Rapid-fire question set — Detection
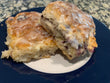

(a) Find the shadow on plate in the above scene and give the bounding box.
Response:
[55,49,91,64]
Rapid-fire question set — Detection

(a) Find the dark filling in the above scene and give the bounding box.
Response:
[64,46,68,49]
[62,40,67,43]
[69,55,72,57]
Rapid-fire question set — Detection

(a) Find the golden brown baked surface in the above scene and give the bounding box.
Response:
[1,12,57,62]
[41,1,98,60]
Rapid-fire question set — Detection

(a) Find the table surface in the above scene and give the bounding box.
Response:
[0,0,110,28]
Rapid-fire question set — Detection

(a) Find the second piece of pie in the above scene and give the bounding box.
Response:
[41,1,98,60]
[1,12,58,62]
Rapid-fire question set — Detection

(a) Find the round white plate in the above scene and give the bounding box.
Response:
[24,53,91,74]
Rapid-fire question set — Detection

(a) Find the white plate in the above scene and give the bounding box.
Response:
[24,53,91,74]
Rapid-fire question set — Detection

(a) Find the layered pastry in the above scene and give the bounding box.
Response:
[1,12,57,62]
[41,1,98,60]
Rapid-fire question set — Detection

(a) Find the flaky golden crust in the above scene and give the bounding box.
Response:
[1,12,57,62]
[41,1,98,60]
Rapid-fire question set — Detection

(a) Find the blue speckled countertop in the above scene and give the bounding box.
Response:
[0,0,110,28]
